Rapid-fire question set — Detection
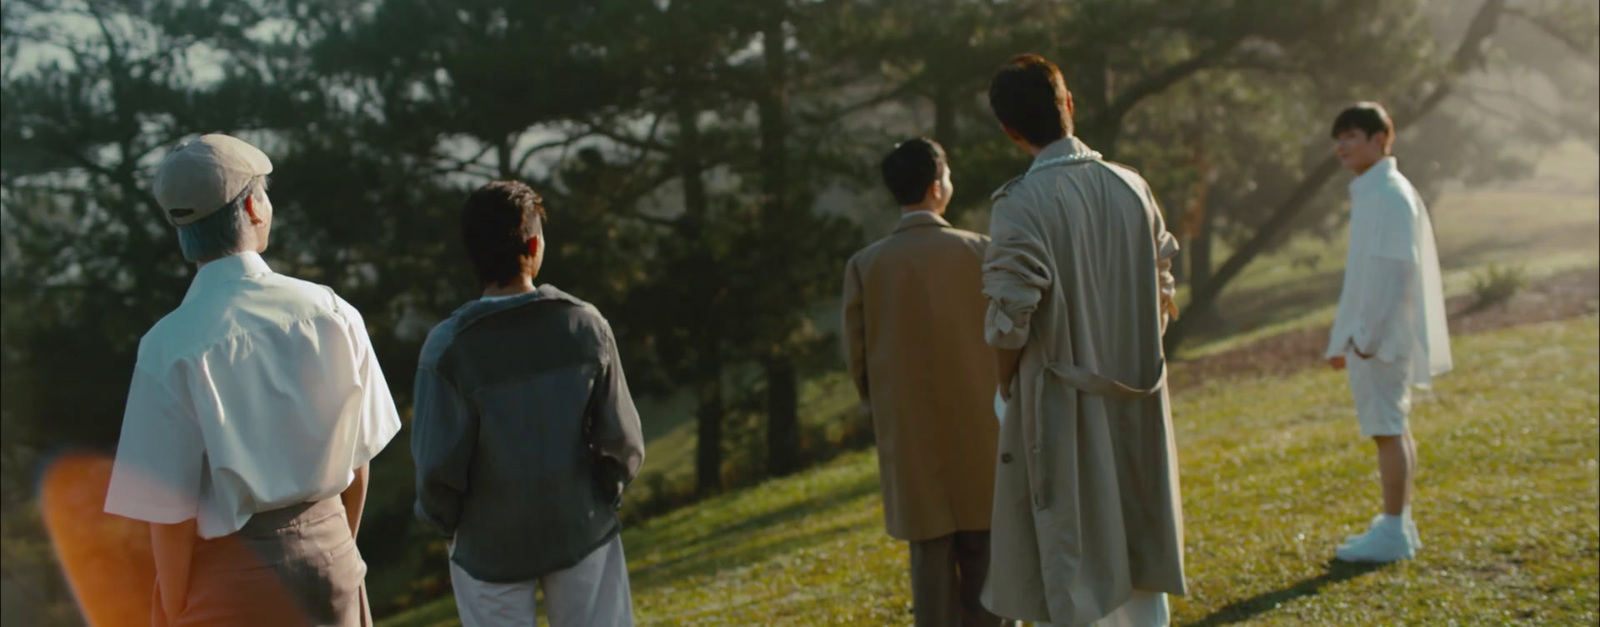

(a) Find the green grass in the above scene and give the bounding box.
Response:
[625,177,1600,504]
[384,317,1600,626]
[383,151,1599,624]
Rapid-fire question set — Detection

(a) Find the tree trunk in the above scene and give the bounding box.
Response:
[764,356,800,476]
[496,134,514,179]
[694,349,724,495]
[1164,0,1507,355]
[758,3,803,477]
[1187,196,1217,323]
[1075,50,1116,156]
[675,96,725,495]
[932,79,957,154]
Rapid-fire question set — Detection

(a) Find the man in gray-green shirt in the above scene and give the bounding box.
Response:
[412,180,645,627]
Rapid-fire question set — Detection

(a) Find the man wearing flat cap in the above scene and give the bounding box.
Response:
[103,134,402,626]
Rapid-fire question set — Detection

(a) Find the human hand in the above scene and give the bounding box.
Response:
[1345,338,1372,360]
[1329,355,1346,370]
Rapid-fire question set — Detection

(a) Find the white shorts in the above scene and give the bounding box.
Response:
[1346,353,1413,437]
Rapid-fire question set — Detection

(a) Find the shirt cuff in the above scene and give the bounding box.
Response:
[357,411,403,469]
[104,497,196,526]
[414,499,457,537]
[1324,335,1351,359]
[985,305,1031,350]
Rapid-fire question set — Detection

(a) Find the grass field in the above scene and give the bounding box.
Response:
[384,316,1599,626]
[622,153,1600,508]
[383,146,1598,625]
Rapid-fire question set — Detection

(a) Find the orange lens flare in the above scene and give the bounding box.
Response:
[39,451,154,627]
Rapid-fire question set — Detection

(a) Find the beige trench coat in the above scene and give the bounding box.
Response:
[980,137,1186,626]
[843,212,1001,542]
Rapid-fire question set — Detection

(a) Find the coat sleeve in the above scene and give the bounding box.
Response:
[411,363,475,536]
[587,317,646,508]
[1150,201,1182,332]
[1352,194,1420,358]
[842,256,870,403]
[983,196,1054,350]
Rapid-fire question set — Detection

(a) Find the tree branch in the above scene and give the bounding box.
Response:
[1505,6,1598,66]
[514,132,595,177]
[584,122,674,154]
[1164,0,1509,353]
[428,143,497,178]
[1100,36,1246,125]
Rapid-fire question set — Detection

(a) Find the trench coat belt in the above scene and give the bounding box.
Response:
[1023,360,1168,511]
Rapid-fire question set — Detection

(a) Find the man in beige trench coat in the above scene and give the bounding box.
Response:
[844,138,1009,627]
[980,54,1186,627]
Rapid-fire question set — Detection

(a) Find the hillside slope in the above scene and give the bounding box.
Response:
[384,316,1600,626]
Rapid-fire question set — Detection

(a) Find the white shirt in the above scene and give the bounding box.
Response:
[104,252,402,538]
[1326,157,1452,384]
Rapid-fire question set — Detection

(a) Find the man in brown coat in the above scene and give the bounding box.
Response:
[843,138,1007,627]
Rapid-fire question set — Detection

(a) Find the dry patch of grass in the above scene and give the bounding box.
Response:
[1172,266,1598,389]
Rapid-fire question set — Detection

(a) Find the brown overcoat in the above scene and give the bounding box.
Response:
[979,137,1186,626]
[843,211,1001,542]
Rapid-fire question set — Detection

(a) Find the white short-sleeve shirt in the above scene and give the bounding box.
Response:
[104,252,402,539]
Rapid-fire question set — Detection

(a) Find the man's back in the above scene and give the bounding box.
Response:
[843,212,999,542]
[981,137,1185,624]
[108,252,399,539]
[413,286,644,584]
[984,156,1171,382]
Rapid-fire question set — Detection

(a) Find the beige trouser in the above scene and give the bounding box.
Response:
[155,498,370,627]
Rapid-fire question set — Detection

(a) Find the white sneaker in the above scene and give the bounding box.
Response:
[1343,512,1421,550]
[1335,517,1415,562]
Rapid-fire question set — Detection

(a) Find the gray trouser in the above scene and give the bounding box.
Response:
[449,534,634,627]
[157,498,370,627]
[910,531,1010,627]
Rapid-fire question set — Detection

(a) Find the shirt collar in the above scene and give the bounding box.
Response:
[451,284,578,331]
[1350,156,1397,194]
[1030,135,1099,170]
[893,210,951,233]
[183,251,273,304]
[480,289,536,302]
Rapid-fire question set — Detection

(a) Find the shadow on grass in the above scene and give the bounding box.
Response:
[1181,559,1393,627]
[629,472,881,585]
[1187,267,1345,344]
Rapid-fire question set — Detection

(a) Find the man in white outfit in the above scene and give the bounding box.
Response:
[1324,102,1453,563]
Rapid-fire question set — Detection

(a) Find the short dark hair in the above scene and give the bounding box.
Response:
[1331,102,1395,141]
[988,53,1074,147]
[880,138,948,206]
[460,180,547,287]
